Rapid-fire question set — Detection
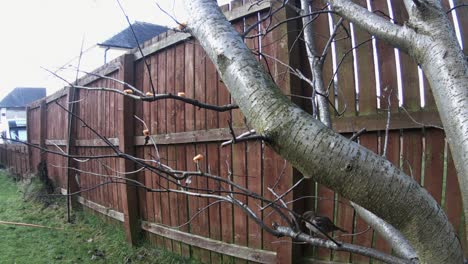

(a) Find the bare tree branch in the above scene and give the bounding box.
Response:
[327,0,416,54]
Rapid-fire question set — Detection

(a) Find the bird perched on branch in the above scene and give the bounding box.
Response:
[302,210,348,236]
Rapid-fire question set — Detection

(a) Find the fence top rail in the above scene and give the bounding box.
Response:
[132,0,272,61]
[45,87,68,104]
[27,58,122,109]
[75,59,121,86]
[26,1,272,110]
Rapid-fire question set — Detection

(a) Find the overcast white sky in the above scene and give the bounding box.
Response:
[0,0,230,100]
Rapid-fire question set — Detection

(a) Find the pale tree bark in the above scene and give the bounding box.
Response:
[328,0,468,237]
[183,0,464,263]
[300,0,331,127]
[350,201,418,260]
[299,2,416,256]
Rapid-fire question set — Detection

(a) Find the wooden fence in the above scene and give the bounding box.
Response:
[0,144,29,179]
[1,0,466,263]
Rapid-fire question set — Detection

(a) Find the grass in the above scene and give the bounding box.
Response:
[0,170,197,264]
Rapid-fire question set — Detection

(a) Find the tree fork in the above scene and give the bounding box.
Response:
[183,0,464,263]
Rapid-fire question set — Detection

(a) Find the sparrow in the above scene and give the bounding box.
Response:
[302,210,348,236]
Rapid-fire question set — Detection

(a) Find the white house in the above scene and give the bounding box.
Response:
[0,87,46,142]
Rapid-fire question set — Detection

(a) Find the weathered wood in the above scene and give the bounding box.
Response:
[134,33,191,61]
[423,129,445,203]
[335,19,357,119]
[247,141,263,251]
[132,1,271,61]
[402,130,423,184]
[353,0,377,116]
[75,60,120,87]
[141,221,277,264]
[66,85,81,213]
[45,88,68,104]
[76,138,119,147]
[225,0,270,22]
[45,140,67,146]
[332,111,441,133]
[26,106,33,172]
[39,100,47,162]
[134,127,248,146]
[45,138,120,147]
[445,147,464,251]
[77,196,124,222]
[174,42,191,257]
[206,143,222,263]
[117,54,140,245]
[373,0,399,113]
[194,45,212,264]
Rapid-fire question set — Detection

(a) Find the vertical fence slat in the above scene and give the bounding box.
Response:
[26,106,33,173]
[207,143,222,263]
[194,38,212,263]
[167,43,181,255]
[174,42,191,258]
[336,19,357,118]
[423,129,445,204]
[66,86,80,210]
[402,130,423,184]
[206,57,222,263]
[220,143,234,263]
[373,1,399,112]
[230,12,248,263]
[247,141,262,252]
[445,148,464,241]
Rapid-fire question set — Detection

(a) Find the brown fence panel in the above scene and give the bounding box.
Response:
[45,94,68,188]
[73,67,122,212]
[0,145,29,178]
[28,104,42,173]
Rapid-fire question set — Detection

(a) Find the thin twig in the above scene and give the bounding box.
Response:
[382,87,392,158]
[445,4,467,13]
[0,221,63,230]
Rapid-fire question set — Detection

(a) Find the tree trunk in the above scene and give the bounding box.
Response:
[183,0,464,263]
[328,0,468,239]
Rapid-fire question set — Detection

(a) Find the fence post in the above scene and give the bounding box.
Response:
[26,106,33,173]
[66,86,81,213]
[118,53,140,245]
[39,100,47,163]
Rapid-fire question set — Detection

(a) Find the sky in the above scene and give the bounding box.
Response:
[0,0,230,100]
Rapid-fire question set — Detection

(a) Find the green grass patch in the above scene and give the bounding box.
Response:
[0,171,197,264]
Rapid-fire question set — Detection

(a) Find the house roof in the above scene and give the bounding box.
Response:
[0,87,46,108]
[98,21,169,49]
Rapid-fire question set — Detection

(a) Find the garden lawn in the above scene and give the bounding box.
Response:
[0,171,197,264]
